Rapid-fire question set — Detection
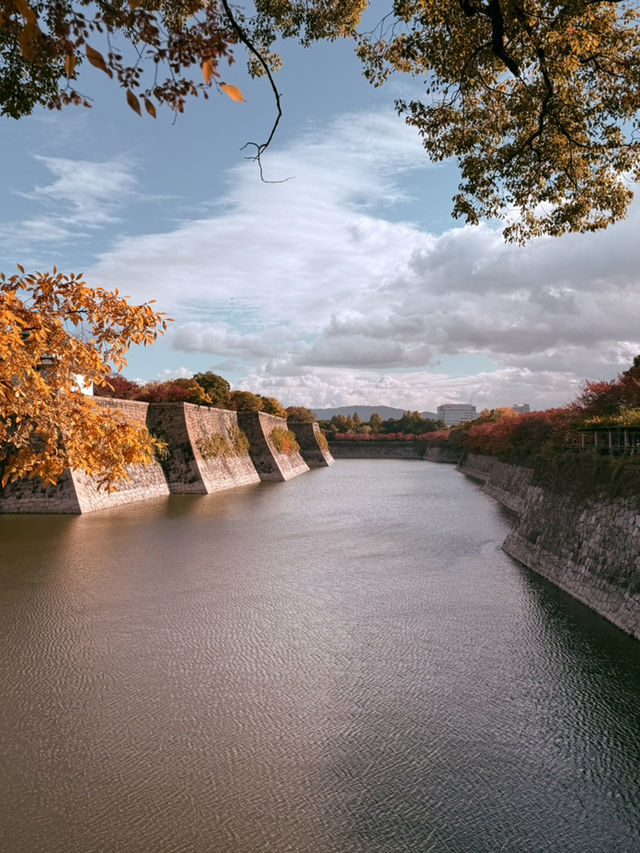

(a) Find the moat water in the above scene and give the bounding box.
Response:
[0,460,639,852]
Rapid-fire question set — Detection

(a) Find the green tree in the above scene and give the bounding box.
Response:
[260,395,287,417]
[229,390,263,411]
[193,371,231,408]
[286,405,317,423]
[368,412,383,433]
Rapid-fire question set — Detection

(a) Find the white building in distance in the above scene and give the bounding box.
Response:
[437,403,477,426]
[512,403,530,414]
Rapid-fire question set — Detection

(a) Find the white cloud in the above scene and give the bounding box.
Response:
[155,366,195,380]
[0,156,138,254]
[75,109,640,410]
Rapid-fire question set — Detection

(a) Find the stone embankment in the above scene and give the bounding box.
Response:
[238,412,309,481]
[288,422,334,468]
[0,399,170,514]
[330,440,458,462]
[147,403,261,494]
[458,452,640,641]
[0,401,332,514]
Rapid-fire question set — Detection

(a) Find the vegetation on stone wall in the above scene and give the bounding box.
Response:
[229,426,250,456]
[316,430,329,451]
[196,433,232,460]
[269,428,300,455]
[149,429,171,462]
[196,427,251,459]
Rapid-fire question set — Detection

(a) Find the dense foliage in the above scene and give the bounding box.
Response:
[323,359,640,461]
[99,371,291,417]
[420,358,640,459]
[0,268,167,487]
[320,410,444,439]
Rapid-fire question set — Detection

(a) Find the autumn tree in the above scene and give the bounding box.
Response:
[260,395,287,417]
[368,412,383,433]
[573,359,640,418]
[0,268,167,487]
[358,0,640,240]
[2,0,640,238]
[229,389,263,411]
[286,405,317,423]
[99,373,141,399]
[193,371,231,408]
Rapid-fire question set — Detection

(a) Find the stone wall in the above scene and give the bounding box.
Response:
[458,453,640,641]
[0,398,170,514]
[330,440,458,463]
[0,401,310,513]
[146,403,260,494]
[0,469,81,514]
[288,422,334,468]
[423,446,460,464]
[238,411,309,481]
[330,440,425,459]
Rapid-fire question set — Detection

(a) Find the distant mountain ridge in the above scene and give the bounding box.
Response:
[311,405,440,421]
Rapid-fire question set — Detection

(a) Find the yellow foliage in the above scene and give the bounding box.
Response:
[0,268,168,488]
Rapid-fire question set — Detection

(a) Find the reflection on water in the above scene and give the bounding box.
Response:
[0,460,639,853]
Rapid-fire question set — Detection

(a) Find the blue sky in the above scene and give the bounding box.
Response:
[1,22,639,412]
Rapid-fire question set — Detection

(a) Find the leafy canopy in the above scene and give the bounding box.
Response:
[357,0,640,240]
[0,268,168,487]
[2,0,640,238]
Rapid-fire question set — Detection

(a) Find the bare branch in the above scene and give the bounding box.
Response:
[220,0,293,183]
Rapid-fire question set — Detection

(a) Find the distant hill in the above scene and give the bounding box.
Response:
[311,405,440,421]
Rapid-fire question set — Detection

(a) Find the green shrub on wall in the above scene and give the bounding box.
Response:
[196,434,232,459]
[316,430,329,451]
[229,426,250,456]
[270,428,300,455]
[149,429,171,462]
[197,428,251,459]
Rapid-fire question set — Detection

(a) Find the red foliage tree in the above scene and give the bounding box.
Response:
[96,374,141,399]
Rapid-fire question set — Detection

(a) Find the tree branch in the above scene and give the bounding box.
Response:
[219,0,292,183]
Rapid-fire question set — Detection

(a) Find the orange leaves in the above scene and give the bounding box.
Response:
[64,53,76,77]
[0,267,169,487]
[126,89,141,115]
[202,58,215,85]
[11,0,40,63]
[144,98,156,118]
[86,44,112,77]
[203,64,246,105]
[18,23,37,60]
[220,83,246,102]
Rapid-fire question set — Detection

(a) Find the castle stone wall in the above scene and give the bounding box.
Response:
[457,453,640,641]
[288,422,334,467]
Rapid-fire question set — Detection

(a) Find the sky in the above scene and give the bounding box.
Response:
[1,17,639,413]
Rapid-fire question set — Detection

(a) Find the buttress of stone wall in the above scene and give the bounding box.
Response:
[0,397,169,514]
[0,468,81,514]
[83,398,170,511]
[183,405,261,492]
[288,422,334,467]
[237,412,309,481]
[146,402,207,493]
